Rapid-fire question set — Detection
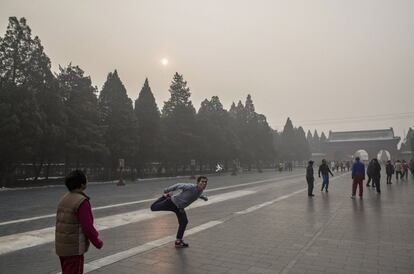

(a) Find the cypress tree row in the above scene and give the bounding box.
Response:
[0,17,316,185]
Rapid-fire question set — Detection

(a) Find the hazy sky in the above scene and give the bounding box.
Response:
[1,0,413,141]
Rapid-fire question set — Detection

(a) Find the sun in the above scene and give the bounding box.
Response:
[161,58,169,66]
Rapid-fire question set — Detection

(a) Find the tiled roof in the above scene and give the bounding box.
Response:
[327,128,400,142]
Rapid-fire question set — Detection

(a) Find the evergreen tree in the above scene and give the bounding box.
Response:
[57,64,106,166]
[0,84,42,186]
[0,17,65,184]
[134,78,160,174]
[99,70,138,173]
[272,130,281,161]
[307,130,313,146]
[228,95,275,170]
[401,127,414,152]
[196,96,236,170]
[320,132,327,148]
[255,113,275,166]
[161,73,197,170]
[244,94,256,122]
[230,100,249,167]
[280,117,295,161]
[410,128,414,153]
[296,126,311,161]
[229,102,237,117]
[313,129,320,152]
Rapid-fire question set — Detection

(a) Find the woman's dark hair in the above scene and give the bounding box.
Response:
[64,170,87,191]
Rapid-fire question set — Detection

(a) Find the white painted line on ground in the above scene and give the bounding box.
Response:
[0,198,155,226]
[0,189,256,256]
[79,190,309,272]
[82,221,223,274]
[204,173,302,192]
[0,173,303,227]
[74,173,350,274]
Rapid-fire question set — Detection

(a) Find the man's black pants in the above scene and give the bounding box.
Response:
[150,196,188,240]
[372,177,381,193]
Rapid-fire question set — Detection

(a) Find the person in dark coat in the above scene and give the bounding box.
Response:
[318,159,334,192]
[371,158,382,193]
[385,160,394,184]
[306,160,315,197]
[366,159,374,187]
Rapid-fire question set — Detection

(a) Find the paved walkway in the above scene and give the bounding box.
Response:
[90,174,414,274]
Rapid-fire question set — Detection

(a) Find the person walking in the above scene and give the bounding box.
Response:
[410,158,414,177]
[150,176,208,248]
[366,159,374,187]
[288,161,293,172]
[319,159,334,192]
[351,156,365,199]
[371,159,382,193]
[385,160,394,184]
[402,160,409,180]
[55,170,104,274]
[306,160,315,197]
[395,160,402,181]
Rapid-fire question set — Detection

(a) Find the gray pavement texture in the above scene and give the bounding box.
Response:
[1,170,414,274]
[91,175,414,274]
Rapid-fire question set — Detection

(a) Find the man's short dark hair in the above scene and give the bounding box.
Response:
[355,157,360,161]
[65,170,87,191]
[197,176,208,183]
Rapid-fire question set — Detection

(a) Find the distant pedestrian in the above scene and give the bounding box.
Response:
[410,158,414,177]
[340,161,345,172]
[385,160,394,184]
[306,160,315,197]
[319,159,334,192]
[402,160,409,180]
[395,160,402,181]
[151,176,208,248]
[351,157,365,199]
[330,161,335,172]
[55,170,103,274]
[288,161,293,172]
[371,159,382,193]
[346,161,351,171]
[366,159,374,187]
[278,162,283,172]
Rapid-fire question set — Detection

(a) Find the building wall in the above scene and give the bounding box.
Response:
[322,139,400,161]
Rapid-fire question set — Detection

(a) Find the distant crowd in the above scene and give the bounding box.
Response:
[305,157,414,198]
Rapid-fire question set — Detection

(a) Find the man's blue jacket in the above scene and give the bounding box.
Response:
[352,160,365,179]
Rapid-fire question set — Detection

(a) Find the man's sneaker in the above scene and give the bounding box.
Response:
[175,240,189,248]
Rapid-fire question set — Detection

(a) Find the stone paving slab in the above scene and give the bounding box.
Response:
[90,174,414,274]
